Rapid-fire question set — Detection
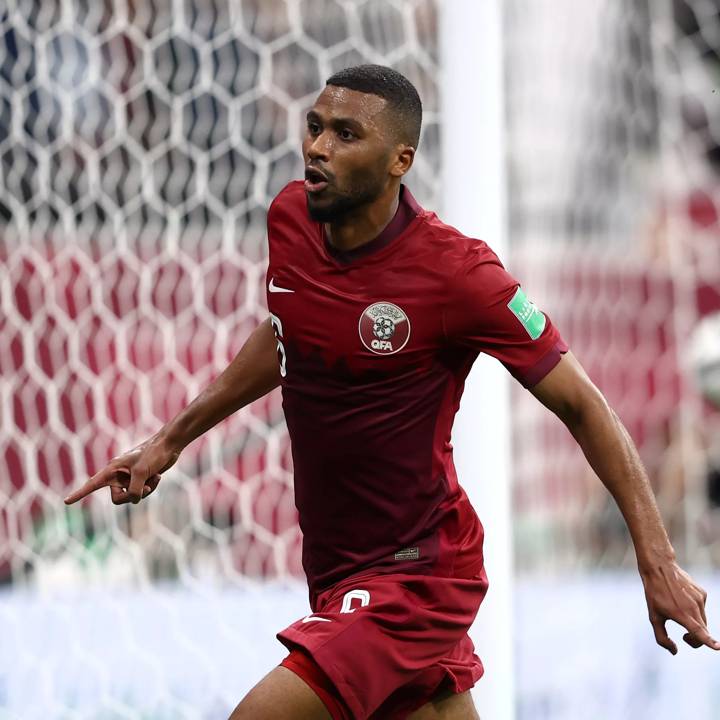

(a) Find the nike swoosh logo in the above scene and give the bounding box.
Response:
[302,615,332,624]
[269,278,295,293]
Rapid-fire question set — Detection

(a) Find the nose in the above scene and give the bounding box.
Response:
[306,130,331,162]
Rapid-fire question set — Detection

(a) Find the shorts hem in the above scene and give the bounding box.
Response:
[280,648,353,720]
[278,631,366,719]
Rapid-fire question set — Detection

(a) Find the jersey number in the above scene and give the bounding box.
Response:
[340,589,371,614]
[269,312,287,377]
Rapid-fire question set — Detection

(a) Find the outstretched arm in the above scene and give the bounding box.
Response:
[159,317,281,450]
[65,318,281,506]
[531,351,718,654]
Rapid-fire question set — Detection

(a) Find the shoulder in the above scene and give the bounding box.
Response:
[408,213,520,319]
[268,180,307,226]
[413,211,507,284]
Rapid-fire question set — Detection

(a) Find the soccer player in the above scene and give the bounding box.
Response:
[65,65,718,719]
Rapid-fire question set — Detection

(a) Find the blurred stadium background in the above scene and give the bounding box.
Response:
[1,0,719,718]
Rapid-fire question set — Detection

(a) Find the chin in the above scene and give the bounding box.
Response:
[306,195,340,222]
[305,187,374,223]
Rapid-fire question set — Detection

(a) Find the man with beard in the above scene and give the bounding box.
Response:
[66,65,718,719]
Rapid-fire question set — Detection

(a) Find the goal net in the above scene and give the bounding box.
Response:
[3,0,719,716]
[505,0,720,573]
[0,1,440,716]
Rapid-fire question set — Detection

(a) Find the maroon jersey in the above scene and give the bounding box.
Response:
[266,181,567,597]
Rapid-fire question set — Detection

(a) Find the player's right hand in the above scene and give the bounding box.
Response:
[64,435,182,506]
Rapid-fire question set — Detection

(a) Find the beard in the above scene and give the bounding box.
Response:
[306,173,386,222]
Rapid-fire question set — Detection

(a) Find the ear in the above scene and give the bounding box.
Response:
[389,145,415,178]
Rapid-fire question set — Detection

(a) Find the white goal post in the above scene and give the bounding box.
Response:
[441,2,513,719]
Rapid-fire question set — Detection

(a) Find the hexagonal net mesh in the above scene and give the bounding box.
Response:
[0,0,441,591]
[506,0,720,572]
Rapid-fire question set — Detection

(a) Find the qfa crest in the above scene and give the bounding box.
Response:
[358,302,411,355]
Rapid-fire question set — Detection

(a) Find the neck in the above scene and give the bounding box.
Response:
[325,185,401,252]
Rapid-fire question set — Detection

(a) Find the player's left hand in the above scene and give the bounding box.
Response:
[640,559,720,654]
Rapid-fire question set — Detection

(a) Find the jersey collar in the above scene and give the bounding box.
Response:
[322,185,421,265]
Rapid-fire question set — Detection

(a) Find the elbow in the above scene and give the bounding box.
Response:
[556,401,584,430]
[559,383,611,431]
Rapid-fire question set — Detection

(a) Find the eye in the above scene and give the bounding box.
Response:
[339,128,356,141]
[307,121,321,135]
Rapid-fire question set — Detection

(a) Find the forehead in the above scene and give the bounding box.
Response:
[310,85,388,126]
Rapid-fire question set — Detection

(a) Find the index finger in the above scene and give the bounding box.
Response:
[64,467,117,505]
[676,606,720,650]
[684,624,720,651]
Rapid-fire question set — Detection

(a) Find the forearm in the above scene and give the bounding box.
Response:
[564,391,674,569]
[159,318,281,450]
[532,353,715,653]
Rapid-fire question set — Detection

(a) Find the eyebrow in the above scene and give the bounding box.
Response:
[306,110,364,133]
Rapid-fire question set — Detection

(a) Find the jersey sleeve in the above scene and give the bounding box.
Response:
[443,245,568,387]
[265,180,304,280]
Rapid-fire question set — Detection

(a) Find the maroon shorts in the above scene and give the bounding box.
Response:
[277,570,488,719]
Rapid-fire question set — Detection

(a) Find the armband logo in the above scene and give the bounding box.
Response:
[507,287,546,340]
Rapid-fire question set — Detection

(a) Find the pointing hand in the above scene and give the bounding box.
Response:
[64,435,181,505]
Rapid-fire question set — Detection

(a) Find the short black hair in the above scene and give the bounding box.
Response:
[325,64,422,148]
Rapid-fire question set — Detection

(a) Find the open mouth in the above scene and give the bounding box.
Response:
[304,167,329,194]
